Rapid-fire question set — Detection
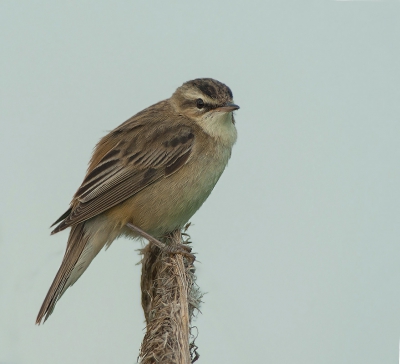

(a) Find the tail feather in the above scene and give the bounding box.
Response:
[36,223,91,324]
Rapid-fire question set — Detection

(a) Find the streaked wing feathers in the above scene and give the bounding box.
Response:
[51,121,194,233]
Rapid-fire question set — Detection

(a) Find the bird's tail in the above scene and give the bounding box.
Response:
[36,221,107,324]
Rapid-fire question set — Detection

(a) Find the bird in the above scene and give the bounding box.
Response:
[36,78,239,324]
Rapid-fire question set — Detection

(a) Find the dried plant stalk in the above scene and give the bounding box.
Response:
[139,228,201,364]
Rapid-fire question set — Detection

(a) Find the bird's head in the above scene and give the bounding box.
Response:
[171,78,239,122]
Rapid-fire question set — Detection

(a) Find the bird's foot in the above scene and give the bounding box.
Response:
[126,223,195,262]
[162,243,195,262]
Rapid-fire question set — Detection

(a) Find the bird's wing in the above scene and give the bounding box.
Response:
[51,120,195,233]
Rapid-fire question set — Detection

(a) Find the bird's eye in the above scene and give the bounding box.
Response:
[196,99,205,109]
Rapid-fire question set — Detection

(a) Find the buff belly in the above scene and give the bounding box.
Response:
[102,144,231,239]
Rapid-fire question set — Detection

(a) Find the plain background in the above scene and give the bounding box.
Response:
[1,1,400,363]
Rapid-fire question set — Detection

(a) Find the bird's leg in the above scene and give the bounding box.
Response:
[126,223,195,262]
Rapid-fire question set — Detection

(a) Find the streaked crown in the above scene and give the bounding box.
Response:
[179,78,233,102]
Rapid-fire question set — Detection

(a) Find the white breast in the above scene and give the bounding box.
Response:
[196,111,237,148]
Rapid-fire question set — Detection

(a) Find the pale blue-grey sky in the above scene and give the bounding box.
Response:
[1,1,400,363]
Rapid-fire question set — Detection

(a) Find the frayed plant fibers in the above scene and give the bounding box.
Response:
[138,228,202,364]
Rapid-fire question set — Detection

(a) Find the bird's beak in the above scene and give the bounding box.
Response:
[214,102,240,112]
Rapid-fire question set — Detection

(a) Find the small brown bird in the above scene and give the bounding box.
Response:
[36,78,239,324]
